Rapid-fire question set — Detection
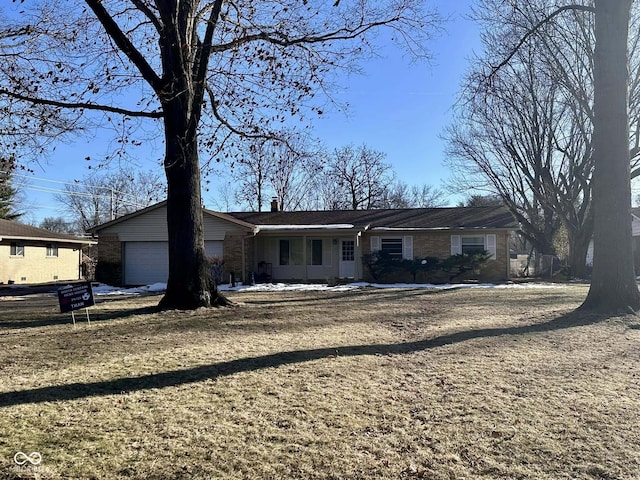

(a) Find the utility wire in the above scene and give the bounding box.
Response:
[1,170,156,203]
[21,184,148,208]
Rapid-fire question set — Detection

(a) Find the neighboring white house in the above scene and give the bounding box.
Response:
[0,219,95,285]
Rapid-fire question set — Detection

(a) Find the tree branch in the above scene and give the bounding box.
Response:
[0,87,163,118]
[84,0,162,92]
[130,0,163,34]
[210,16,403,53]
[489,5,595,79]
[190,0,224,135]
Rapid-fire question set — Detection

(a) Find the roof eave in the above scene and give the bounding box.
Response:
[0,235,96,245]
[256,224,359,233]
[369,226,518,231]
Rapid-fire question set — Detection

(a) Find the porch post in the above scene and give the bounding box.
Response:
[302,235,308,282]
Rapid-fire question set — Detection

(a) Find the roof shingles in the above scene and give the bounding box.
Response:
[0,219,92,244]
[227,206,517,231]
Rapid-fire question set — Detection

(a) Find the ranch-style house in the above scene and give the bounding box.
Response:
[90,201,518,286]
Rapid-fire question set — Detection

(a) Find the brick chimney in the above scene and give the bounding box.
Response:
[270,197,280,212]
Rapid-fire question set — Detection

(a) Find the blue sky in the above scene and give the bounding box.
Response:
[18,0,480,225]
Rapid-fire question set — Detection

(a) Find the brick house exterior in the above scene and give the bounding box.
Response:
[0,219,95,285]
[91,203,517,286]
[228,207,516,284]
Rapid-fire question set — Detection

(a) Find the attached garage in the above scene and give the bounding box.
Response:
[91,202,254,286]
[123,240,224,285]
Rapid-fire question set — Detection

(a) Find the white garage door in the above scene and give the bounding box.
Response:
[124,242,169,285]
[124,241,224,285]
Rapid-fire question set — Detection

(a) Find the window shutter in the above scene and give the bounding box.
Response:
[451,235,462,255]
[403,236,413,260]
[371,236,381,252]
[486,234,497,259]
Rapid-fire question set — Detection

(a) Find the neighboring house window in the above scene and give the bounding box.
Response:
[307,239,323,266]
[371,236,413,260]
[279,239,303,265]
[10,242,24,257]
[46,243,59,257]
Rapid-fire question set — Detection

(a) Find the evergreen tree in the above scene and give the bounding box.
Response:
[0,171,20,220]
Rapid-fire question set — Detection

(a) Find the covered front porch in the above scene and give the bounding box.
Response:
[246,230,363,283]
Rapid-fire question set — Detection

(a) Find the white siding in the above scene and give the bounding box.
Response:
[100,207,168,240]
[205,241,224,258]
[99,205,248,241]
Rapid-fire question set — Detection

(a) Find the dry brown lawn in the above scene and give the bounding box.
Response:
[1,284,640,479]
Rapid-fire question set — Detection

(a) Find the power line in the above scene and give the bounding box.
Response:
[21,184,148,208]
[2,170,157,203]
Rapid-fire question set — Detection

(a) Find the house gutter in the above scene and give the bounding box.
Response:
[368,227,517,231]
[0,235,96,245]
[254,224,356,232]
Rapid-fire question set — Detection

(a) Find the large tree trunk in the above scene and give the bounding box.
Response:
[581,0,640,312]
[154,1,231,311]
[157,128,231,310]
[158,130,207,309]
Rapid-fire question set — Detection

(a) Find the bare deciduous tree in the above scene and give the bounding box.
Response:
[582,0,640,311]
[39,216,74,233]
[231,132,322,212]
[0,0,440,309]
[382,181,447,208]
[324,144,395,210]
[447,0,596,278]
[55,169,165,232]
[464,0,639,311]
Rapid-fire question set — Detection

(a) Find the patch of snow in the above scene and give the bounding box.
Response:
[0,296,27,301]
[222,282,361,292]
[92,281,565,296]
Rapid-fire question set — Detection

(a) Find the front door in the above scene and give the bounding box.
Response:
[339,239,355,278]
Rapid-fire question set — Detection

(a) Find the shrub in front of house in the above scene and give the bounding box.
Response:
[206,256,225,286]
[95,260,122,286]
[362,251,492,284]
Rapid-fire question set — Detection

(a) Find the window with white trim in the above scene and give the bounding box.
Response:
[451,234,497,259]
[461,236,486,255]
[10,242,24,257]
[306,239,323,265]
[371,235,413,260]
[279,239,303,265]
[46,243,58,257]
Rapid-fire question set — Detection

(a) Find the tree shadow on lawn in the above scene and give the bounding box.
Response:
[240,287,437,306]
[0,306,160,329]
[0,309,617,407]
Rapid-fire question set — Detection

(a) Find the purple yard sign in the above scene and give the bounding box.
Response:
[57,282,95,314]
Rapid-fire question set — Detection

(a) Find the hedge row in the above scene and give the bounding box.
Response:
[362,251,492,283]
